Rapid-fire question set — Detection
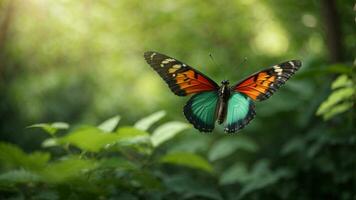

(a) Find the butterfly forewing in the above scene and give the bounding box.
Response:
[144,51,219,96]
[233,60,302,101]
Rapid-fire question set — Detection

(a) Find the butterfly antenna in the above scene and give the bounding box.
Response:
[209,53,226,81]
[238,57,248,70]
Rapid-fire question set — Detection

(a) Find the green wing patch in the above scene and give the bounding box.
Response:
[184,91,218,132]
[224,92,256,133]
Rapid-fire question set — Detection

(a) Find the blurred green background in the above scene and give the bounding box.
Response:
[0,0,355,199]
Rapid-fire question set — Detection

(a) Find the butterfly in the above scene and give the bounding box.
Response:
[144,51,302,133]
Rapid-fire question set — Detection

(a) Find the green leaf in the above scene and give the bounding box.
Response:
[168,133,211,153]
[322,102,353,120]
[113,127,152,155]
[40,157,96,183]
[164,174,223,200]
[98,115,121,132]
[134,110,166,131]
[208,136,258,161]
[31,190,59,200]
[239,168,292,198]
[42,138,59,148]
[61,126,151,153]
[27,122,69,136]
[115,126,150,142]
[219,163,250,185]
[0,142,50,171]
[160,152,213,173]
[316,87,354,118]
[98,158,138,170]
[151,121,189,147]
[236,160,292,198]
[60,127,122,152]
[0,169,41,184]
[281,137,305,155]
[331,75,353,89]
[130,171,162,190]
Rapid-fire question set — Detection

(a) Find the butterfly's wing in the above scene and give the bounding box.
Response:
[233,60,302,101]
[224,92,256,133]
[144,51,219,96]
[184,91,219,132]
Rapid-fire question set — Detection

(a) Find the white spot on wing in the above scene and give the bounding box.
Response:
[273,65,283,75]
[172,64,181,69]
[150,53,156,60]
[288,61,294,67]
[162,58,176,64]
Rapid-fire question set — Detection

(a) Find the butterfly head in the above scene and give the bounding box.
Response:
[221,80,230,85]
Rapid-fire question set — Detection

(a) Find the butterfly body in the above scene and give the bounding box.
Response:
[216,80,231,124]
[144,51,301,133]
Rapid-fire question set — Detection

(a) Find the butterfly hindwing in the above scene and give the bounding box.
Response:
[233,60,302,101]
[224,92,256,133]
[144,51,219,96]
[184,91,219,132]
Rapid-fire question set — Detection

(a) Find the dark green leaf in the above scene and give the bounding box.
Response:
[40,157,96,183]
[0,142,50,171]
[164,174,223,200]
[219,163,250,185]
[208,136,258,161]
[0,169,41,184]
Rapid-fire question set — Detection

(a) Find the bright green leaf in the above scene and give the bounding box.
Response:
[160,152,213,173]
[322,102,353,120]
[316,87,354,118]
[151,121,189,147]
[134,110,166,131]
[112,127,152,154]
[114,126,151,145]
[60,127,122,152]
[208,136,258,161]
[27,122,69,136]
[98,115,121,132]
[42,138,59,148]
[331,75,353,89]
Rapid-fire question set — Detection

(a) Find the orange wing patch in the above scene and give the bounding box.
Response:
[174,70,217,95]
[144,51,219,96]
[234,60,301,101]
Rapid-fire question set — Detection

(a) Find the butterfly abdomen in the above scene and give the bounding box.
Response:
[216,82,231,124]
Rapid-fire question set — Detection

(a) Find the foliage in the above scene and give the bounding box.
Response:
[1,105,355,199]
[316,74,355,120]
